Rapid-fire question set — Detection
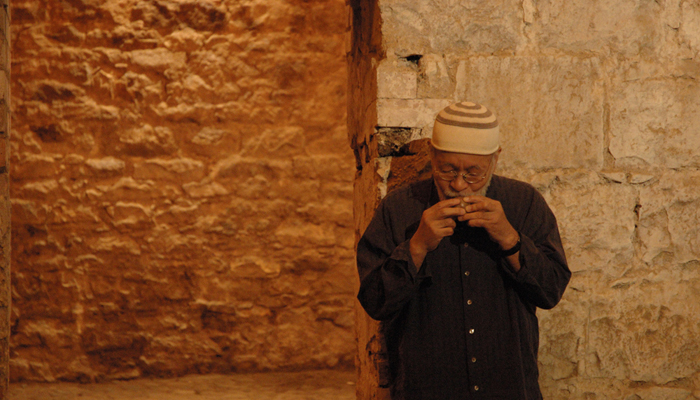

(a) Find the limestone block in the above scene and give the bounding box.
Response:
[191,127,227,146]
[212,155,288,181]
[538,289,587,381]
[376,57,417,99]
[130,49,187,72]
[540,170,636,274]
[291,155,352,182]
[234,175,272,199]
[638,170,700,264]
[88,237,141,255]
[94,178,157,201]
[274,221,337,248]
[585,288,700,384]
[416,54,452,98]
[680,2,700,54]
[600,171,626,184]
[134,158,206,182]
[576,264,700,386]
[609,78,700,169]
[11,200,48,225]
[116,124,177,157]
[533,0,664,56]
[117,72,164,104]
[230,256,281,279]
[242,126,307,157]
[85,157,126,175]
[522,0,536,24]
[164,28,207,52]
[270,276,312,297]
[136,0,227,31]
[8,358,55,382]
[314,263,358,295]
[17,180,59,198]
[12,153,60,180]
[454,56,604,170]
[72,101,121,121]
[377,98,452,130]
[181,74,216,97]
[139,331,224,379]
[295,198,353,228]
[108,202,154,232]
[49,204,101,225]
[28,80,86,104]
[630,387,693,400]
[380,0,522,55]
[629,172,655,185]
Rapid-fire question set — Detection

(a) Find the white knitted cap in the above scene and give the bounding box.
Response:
[431,102,500,155]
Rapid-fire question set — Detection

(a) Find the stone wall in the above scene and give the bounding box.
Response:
[0,0,10,396]
[9,0,356,382]
[349,0,700,399]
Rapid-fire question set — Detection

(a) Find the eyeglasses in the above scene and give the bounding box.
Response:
[435,157,493,184]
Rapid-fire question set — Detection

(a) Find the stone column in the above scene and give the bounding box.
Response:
[0,0,9,396]
[347,0,386,398]
[348,0,433,397]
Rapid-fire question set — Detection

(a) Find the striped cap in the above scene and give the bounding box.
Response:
[431,102,500,155]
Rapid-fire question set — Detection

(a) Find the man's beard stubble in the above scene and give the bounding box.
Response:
[444,174,493,199]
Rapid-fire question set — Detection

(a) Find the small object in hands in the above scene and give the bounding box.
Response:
[459,197,475,209]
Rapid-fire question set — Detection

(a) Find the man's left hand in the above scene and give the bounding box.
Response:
[457,196,519,251]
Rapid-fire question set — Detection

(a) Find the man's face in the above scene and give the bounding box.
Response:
[431,148,499,200]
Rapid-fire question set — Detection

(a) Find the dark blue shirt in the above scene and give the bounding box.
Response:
[357,176,570,400]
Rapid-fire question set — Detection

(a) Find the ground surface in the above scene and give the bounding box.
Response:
[9,369,356,400]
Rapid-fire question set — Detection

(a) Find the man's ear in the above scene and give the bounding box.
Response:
[492,147,502,168]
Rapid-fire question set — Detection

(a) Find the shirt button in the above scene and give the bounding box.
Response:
[474,385,479,391]
[469,329,475,334]
[464,271,470,276]
[471,357,477,363]
[467,299,473,305]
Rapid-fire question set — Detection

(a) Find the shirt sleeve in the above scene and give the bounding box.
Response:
[356,199,430,321]
[499,187,571,310]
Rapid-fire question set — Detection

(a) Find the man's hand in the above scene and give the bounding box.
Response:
[458,196,522,271]
[457,196,518,248]
[409,198,465,269]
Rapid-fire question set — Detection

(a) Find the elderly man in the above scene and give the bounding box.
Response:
[356,102,571,399]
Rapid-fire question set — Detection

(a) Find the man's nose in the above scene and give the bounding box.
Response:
[450,175,469,192]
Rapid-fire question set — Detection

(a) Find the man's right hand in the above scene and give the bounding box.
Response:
[409,198,466,269]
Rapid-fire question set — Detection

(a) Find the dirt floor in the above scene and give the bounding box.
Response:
[9,369,356,400]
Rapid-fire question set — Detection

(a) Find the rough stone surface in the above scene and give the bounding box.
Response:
[609,77,700,169]
[10,0,355,383]
[379,0,523,55]
[0,0,11,396]
[454,56,605,170]
[9,369,356,400]
[350,0,700,399]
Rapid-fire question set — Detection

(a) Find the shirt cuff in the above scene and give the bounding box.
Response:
[390,239,432,282]
[500,234,531,279]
